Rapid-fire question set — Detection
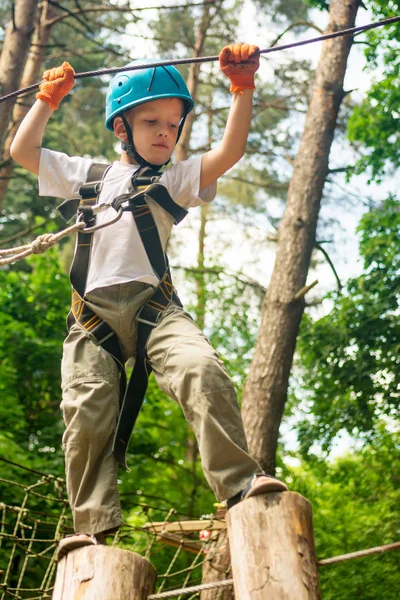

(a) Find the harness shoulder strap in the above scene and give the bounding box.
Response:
[130,167,188,225]
[79,162,112,199]
[57,162,111,222]
[69,163,111,297]
[145,183,188,225]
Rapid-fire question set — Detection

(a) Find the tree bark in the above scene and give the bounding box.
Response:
[52,546,156,600]
[241,0,360,474]
[0,0,39,151]
[0,0,55,211]
[201,528,232,600]
[227,492,320,599]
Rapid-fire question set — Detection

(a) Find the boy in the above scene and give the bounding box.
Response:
[10,44,287,559]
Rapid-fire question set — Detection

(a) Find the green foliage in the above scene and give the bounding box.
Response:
[150,5,197,55]
[347,67,400,181]
[0,250,70,472]
[192,269,260,392]
[304,0,329,11]
[346,1,400,180]
[287,425,400,599]
[294,197,400,454]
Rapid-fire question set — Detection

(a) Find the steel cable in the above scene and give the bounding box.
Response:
[0,15,399,105]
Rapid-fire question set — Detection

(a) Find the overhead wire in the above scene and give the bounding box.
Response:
[0,14,399,105]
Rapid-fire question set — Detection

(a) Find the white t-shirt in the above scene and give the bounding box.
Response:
[39,149,217,293]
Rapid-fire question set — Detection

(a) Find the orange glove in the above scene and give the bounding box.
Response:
[36,62,75,110]
[219,43,260,94]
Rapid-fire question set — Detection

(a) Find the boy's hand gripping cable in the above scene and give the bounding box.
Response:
[35,61,75,109]
[1,15,400,104]
[219,43,260,93]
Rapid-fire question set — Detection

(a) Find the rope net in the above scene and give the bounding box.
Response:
[2,458,399,598]
[0,459,231,600]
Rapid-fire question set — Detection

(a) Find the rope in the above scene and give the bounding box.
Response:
[318,541,400,566]
[0,221,85,266]
[0,15,399,104]
[148,578,234,599]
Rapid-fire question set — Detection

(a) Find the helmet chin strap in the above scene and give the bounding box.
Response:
[120,110,189,171]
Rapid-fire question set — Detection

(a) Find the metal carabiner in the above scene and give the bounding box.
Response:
[78,205,124,233]
[90,201,110,215]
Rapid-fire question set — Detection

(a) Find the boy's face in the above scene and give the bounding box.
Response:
[114,97,184,165]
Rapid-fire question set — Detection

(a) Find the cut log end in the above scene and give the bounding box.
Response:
[52,545,156,600]
[226,491,321,599]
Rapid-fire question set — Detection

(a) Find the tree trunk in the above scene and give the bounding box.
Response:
[241,0,360,474]
[0,0,55,211]
[52,546,156,600]
[0,0,39,151]
[201,528,232,600]
[227,492,320,599]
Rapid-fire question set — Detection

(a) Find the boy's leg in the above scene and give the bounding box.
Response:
[61,281,154,535]
[61,322,122,535]
[146,304,263,503]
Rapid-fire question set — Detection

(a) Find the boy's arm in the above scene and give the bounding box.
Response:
[10,62,75,175]
[11,101,54,175]
[200,43,259,190]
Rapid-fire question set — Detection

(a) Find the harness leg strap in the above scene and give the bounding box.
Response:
[112,323,153,470]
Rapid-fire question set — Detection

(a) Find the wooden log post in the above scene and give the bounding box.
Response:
[226,492,321,600]
[52,546,156,600]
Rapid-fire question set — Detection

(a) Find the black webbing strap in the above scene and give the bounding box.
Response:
[66,163,127,406]
[142,183,188,225]
[112,191,182,470]
[69,164,113,297]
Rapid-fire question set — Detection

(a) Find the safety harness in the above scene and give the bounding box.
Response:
[58,163,188,470]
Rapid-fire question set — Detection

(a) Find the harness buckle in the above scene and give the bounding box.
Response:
[136,316,159,327]
[136,302,164,328]
[79,180,103,199]
[78,205,95,226]
[85,329,116,346]
[94,181,102,195]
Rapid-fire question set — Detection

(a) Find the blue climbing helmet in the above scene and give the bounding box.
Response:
[105,59,194,131]
[105,60,194,169]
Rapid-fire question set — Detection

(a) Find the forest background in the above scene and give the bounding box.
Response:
[0,0,399,598]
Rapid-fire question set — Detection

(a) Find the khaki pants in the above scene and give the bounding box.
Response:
[61,281,262,534]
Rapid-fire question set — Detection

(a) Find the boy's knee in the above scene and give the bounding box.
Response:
[171,342,220,373]
[61,377,119,441]
[167,342,233,396]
